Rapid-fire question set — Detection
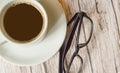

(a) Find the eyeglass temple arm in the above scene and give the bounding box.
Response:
[59,13,80,73]
[65,13,86,73]
[63,12,86,56]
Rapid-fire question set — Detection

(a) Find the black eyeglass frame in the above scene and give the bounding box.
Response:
[59,12,93,73]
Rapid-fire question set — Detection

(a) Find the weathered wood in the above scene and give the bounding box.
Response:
[59,0,120,73]
[0,59,31,73]
[43,53,59,73]
[79,0,120,73]
[0,0,120,73]
[108,0,120,73]
[30,64,46,73]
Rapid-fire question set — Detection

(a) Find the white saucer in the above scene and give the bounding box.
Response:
[0,0,67,66]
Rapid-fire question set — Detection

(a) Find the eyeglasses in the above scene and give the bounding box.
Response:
[59,12,93,73]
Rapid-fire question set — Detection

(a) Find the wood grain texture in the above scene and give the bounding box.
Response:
[0,0,120,73]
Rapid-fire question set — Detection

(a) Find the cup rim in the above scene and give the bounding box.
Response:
[0,0,48,45]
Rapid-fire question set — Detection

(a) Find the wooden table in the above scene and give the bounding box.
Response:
[0,0,120,73]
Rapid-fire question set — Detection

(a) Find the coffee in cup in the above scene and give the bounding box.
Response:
[0,0,48,45]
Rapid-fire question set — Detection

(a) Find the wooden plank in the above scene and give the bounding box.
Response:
[30,64,46,73]
[108,0,120,73]
[0,59,45,73]
[79,0,119,73]
[78,0,105,73]
[43,53,59,73]
[0,59,31,73]
[0,0,120,73]
[59,0,120,73]
[0,59,5,73]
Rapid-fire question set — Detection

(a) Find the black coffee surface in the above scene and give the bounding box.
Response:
[4,3,43,42]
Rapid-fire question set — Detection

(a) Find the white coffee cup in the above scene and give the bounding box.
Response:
[0,0,48,46]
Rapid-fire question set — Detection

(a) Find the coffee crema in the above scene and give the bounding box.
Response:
[3,3,43,42]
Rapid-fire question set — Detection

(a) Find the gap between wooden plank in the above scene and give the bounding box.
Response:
[110,1,119,73]
[93,0,118,73]
[30,66,33,73]
[109,0,120,73]
[78,0,94,73]
[30,64,46,73]
[111,0,120,42]
[43,63,48,73]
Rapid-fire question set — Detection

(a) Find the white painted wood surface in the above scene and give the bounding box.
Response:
[0,0,120,73]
